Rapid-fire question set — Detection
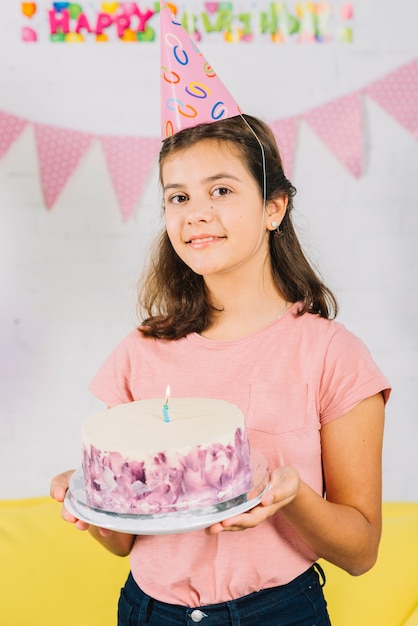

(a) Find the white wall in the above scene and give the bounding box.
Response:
[1,1,417,500]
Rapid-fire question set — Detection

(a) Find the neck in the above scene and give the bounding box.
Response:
[202,261,287,340]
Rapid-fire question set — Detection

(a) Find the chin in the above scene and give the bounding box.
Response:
[190,267,220,277]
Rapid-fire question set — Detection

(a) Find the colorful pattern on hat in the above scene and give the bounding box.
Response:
[160,3,241,139]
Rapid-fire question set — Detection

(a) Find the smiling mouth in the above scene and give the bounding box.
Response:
[186,236,225,244]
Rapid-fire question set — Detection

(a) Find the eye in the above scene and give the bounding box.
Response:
[212,186,231,197]
[168,193,188,205]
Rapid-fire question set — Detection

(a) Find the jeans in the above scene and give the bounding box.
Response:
[118,564,332,626]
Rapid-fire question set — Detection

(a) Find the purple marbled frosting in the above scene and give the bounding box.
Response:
[82,427,252,514]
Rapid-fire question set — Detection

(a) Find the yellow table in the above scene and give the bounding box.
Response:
[1,498,417,625]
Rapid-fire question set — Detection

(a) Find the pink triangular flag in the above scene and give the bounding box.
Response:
[0,111,28,158]
[269,117,299,179]
[100,136,161,220]
[303,92,363,177]
[34,124,94,208]
[364,59,418,140]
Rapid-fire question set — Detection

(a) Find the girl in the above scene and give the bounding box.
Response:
[51,114,390,626]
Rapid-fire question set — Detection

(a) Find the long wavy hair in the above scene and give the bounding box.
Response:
[138,114,337,339]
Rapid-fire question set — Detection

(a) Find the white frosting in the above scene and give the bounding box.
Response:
[82,398,244,456]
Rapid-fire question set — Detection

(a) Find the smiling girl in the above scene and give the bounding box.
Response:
[51,114,390,626]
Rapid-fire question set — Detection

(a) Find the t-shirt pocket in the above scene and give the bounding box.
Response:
[246,381,322,490]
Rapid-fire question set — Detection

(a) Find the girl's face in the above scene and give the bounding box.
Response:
[162,139,275,279]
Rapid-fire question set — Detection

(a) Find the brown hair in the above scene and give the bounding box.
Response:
[138,114,337,339]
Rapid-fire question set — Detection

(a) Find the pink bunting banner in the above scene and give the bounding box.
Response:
[0,59,416,217]
[34,123,94,208]
[0,111,27,159]
[364,59,418,141]
[303,92,364,178]
[269,116,299,179]
[100,136,161,221]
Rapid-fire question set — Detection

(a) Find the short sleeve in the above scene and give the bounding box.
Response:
[88,330,139,407]
[319,326,391,425]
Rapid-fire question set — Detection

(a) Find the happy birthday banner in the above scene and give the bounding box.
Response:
[1,59,417,219]
[21,2,354,44]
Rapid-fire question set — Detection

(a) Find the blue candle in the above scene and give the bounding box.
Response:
[163,385,170,422]
[163,404,170,422]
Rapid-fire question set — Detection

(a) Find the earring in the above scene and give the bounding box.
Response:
[271,221,283,237]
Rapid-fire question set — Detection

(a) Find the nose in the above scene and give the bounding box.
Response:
[185,199,213,224]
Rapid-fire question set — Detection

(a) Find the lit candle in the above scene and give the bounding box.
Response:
[163,385,170,422]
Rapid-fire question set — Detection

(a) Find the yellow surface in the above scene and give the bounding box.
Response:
[1,498,417,625]
[320,502,418,626]
[403,607,418,626]
[0,497,129,626]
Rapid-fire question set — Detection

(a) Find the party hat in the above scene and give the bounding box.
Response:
[160,3,241,138]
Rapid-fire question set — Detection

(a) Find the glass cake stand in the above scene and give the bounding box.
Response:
[64,450,270,535]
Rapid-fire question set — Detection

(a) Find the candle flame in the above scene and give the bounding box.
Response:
[165,385,170,405]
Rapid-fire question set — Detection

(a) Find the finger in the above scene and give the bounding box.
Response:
[74,519,90,531]
[221,508,267,531]
[61,504,90,531]
[260,466,299,508]
[61,504,79,524]
[205,522,225,535]
[261,490,295,509]
[207,506,270,534]
[50,470,74,501]
[52,484,67,503]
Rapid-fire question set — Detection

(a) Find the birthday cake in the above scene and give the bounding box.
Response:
[81,398,253,515]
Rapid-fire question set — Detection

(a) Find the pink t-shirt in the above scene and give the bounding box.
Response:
[89,303,390,606]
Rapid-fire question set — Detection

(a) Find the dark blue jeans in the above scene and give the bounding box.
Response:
[118,564,332,625]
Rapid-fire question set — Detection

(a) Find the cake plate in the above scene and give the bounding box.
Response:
[64,450,270,535]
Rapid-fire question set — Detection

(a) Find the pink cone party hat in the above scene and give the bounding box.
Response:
[160,3,241,138]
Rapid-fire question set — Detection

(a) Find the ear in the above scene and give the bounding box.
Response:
[266,196,288,229]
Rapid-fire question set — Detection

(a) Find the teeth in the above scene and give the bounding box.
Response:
[190,237,215,243]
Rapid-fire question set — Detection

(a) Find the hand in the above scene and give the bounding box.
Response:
[50,469,113,537]
[206,465,300,534]
[50,469,74,503]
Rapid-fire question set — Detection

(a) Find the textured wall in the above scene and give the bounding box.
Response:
[1,2,417,499]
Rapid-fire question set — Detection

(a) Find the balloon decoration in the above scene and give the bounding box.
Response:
[20,2,355,44]
[21,3,37,18]
[21,26,38,41]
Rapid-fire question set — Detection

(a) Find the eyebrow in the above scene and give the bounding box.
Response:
[163,173,241,193]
